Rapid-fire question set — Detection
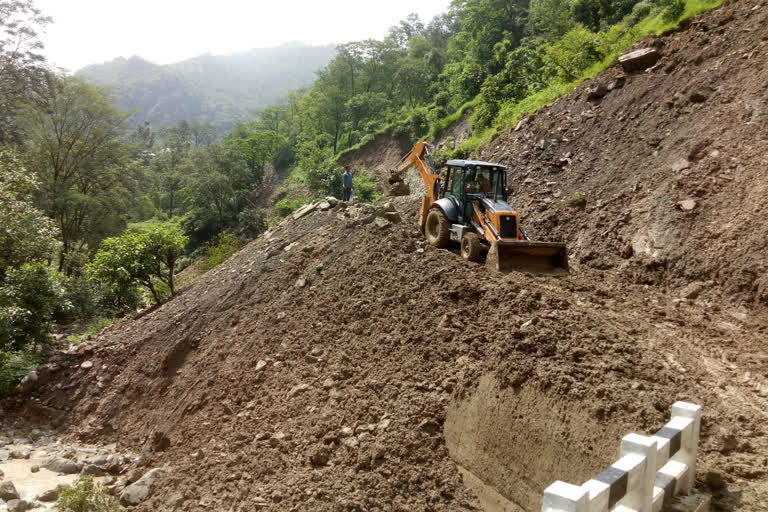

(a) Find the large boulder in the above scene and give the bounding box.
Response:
[119,468,167,506]
[619,48,662,72]
[0,480,20,501]
[7,499,35,512]
[43,457,83,475]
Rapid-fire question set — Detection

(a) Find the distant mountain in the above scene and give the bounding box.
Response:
[77,43,336,132]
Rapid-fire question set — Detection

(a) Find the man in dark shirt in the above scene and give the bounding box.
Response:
[342,166,354,201]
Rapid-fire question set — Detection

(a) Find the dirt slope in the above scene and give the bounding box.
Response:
[476,0,768,307]
[4,2,768,511]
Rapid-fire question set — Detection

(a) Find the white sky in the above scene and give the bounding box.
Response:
[36,0,453,72]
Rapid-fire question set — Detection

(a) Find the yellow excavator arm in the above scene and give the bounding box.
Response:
[393,141,441,231]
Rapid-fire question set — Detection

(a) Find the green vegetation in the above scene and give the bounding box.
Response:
[65,318,117,345]
[57,476,122,512]
[200,232,240,272]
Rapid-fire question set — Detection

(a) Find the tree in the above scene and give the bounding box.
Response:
[88,223,187,305]
[0,149,57,274]
[541,26,603,81]
[22,76,134,270]
[227,129,287,184]
[0,0,51,146]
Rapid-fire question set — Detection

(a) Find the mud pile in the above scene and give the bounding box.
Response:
[3,2,768,511]
[475,0,768,307]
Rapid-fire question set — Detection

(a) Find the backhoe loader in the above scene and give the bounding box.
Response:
[390,141,568,274]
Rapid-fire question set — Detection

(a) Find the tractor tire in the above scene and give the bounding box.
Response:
[461,233,482,262]
[424,209,451,248]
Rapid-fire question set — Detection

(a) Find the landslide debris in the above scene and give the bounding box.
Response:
[3,2,768,511]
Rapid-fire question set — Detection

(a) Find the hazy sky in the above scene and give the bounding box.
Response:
[35,0,453,72]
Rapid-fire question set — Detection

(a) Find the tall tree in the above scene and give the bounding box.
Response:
[22,76,134,271]
[0,0,51,146]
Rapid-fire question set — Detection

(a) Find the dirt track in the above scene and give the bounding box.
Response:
[3,1,768,511]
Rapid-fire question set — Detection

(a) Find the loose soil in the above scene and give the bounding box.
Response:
[3,1,768,511]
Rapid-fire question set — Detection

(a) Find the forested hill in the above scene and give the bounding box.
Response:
[77,43,336,132]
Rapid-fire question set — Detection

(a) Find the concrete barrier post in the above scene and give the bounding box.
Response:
[671,401,702,492]
[542,481,589,512]
[619,433,658,512]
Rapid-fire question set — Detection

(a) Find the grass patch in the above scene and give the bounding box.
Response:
[58,475,121,512]
[429,98,478,140]
[65,318,117,344]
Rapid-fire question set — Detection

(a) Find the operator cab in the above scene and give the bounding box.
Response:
[443,159,510,222]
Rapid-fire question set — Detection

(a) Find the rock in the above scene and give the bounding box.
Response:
[342,437,359,448]
[292,202,317,220]
[269,432,287,447]
[295,278,307,289]
[0,448,11,461]
[38,486,64,502]
[690,87,713,103]
[672,158,690,172]
[340,427,354,437]
[17,371,38,393]
[703,470,726,490]
[680,281,706,300]
[80,360,93,370]
[419,419,440,435]
[82,464,106,476]
[318,201,331,211]
[9,449,30,459]
[43,457,83,475]
[255,360,268,371]
[325,196,338,207]
[608,76,626,91]
[382,211,401,224]
[288,383,310,397]
[587,84,608,100]
[309,445,331,467]
[30,465,39,473]
[374,217,391,229]
[119,468,167,507]
[0,480,20,501]
[6,499,34,512]
[678,199,697,211]
[619,48,662,72]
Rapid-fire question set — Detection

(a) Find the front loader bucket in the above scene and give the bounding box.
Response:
[486,240,569,275]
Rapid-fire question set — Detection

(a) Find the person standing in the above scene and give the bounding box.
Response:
[342,166,354,201]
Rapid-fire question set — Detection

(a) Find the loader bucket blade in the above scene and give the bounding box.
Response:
[486,240,569,275]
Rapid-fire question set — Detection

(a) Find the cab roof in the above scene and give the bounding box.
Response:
[446,159,506,171]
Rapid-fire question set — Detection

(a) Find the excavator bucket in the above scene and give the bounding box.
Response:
[486,240,569,275]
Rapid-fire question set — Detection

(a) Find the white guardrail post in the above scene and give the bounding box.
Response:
[541,402,702,512]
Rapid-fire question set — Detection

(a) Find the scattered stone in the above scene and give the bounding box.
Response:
[340,427,354,437]
[255,360,268,371]
[28,429,42,441]
[374,217,391,229]
[80,361,93,370]
[325,196,338,207]
[38,486,64,502]
[119,468,167,507]
[7,499,34,512]
[309,446,331,467]
[43,457,83,475]
[295,278,307,289]
[678,199,697,211]
[292,202,317,220]
[672,158,691,172]
[608,76,626,91]
[17,371,38,393]
[288,383,310,397]
[318,201,331,211]
[30,465,39,473]
[9,449,30,460]
[419,419,440,435]
[269,432,287,447]
[322,377,335,389]
[680,281,706,300]
[82,464,107,476]
[619,48,662,72]
[0,480,20,501]
[690,87,713,103]
[587,84,608,100]
[276,311,286,320]
[342,437,359,449]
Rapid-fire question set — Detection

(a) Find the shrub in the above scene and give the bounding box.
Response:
[353,171,382,202]
[274,198,309,218]
[661,0,686,21]
[200,232,240,272]
[0,262,71,351]
[65,318,116,344]
[57,476,121,512]
[238,207,268,239]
